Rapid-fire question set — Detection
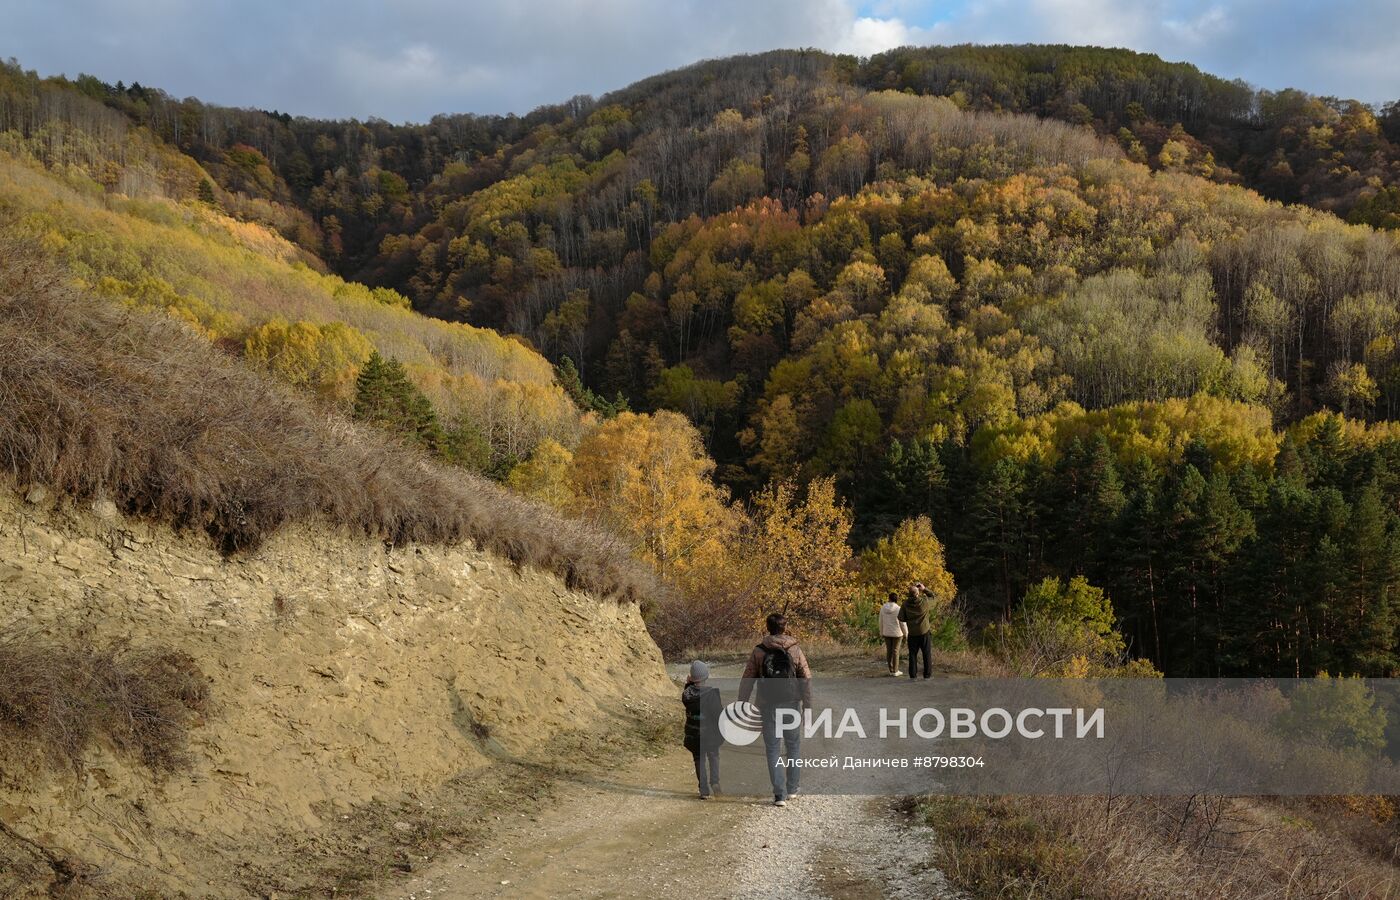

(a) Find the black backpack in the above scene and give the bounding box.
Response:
[758,644,799,702]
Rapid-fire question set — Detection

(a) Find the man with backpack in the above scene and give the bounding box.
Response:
[898,583,933,680]
[738,613,812,807]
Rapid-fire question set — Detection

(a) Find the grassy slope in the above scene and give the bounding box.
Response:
[0,153,582,462]
[0,233,655,601]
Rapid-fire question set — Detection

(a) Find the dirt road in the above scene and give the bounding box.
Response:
[381,650,964,899]
[387,747,956,900]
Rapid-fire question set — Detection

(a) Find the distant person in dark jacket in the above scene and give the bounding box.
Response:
[682,660,723,799]
[738,613,812,806]
[898,583,933,680]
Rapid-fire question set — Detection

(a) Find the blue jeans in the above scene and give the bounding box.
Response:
[761,703,802,799]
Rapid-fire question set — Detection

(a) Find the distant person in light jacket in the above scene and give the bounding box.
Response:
[878,592,908,676]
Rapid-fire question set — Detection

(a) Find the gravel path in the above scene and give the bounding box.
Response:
[390,656,962,898]
[390,749,960,900]
[721,794,958,899]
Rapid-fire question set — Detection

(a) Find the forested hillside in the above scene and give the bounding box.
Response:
[5,48,1400,678]
[860,45,1400,228]
[0,92,583,476]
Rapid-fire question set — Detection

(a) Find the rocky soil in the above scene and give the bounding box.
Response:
[389,747,958,900]
[0,487,670,896]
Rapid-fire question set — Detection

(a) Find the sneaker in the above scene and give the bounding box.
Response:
[699,793,711,800]
[787,789,800,799]
[774,798,787,807]
[894,670,903,676]
[711,784,721,796]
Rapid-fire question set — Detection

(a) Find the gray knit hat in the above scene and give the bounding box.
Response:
[689,660,710,683]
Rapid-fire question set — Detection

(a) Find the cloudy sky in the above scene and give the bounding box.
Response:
[5,1,1398,122]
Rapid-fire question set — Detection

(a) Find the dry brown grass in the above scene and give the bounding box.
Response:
[0,628,209,773]
[648,583,758,656]
[0,244,660,603]
[923,792,1400,898]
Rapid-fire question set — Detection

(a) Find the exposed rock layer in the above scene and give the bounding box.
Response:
[0,489,669,895]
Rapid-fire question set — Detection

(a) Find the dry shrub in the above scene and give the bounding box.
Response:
[936,648,1013,678]
[0,244,661,604]
[1284,795,1400,873]
[646,582,758,656]
[924,792,1400,898]
[0,628,210,773]
[924,795,1087,897]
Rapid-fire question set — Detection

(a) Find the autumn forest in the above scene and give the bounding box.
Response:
[5,46,1400,679]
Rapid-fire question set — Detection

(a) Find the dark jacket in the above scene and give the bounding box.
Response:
[738,634,813,706]
[898,594,932,637]
[682,681,723,753]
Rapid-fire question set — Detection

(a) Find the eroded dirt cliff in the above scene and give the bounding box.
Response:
[0,487,670,895]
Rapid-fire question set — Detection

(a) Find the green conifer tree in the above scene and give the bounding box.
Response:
[352,351,445,453]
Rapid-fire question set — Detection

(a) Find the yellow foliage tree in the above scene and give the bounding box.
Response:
[567,411,735,582]
[1327,362,1379,417]
[91,274,240,339]
[857,516,956,607]
[903,254,957,305]
[1157,139,1190,169]
[244,318,373,403]
[506,438,574,508]
[743,476,854,633]
[744,393,804,480]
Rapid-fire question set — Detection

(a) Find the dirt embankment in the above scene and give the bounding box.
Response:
[0,488,671,896]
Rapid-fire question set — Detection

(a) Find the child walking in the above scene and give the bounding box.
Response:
[681,660,722,799]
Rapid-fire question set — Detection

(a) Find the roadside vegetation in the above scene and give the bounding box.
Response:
[0,629,209,774]
[0,243,658,602]
[922,793,1400,898]
[0,154,583,478]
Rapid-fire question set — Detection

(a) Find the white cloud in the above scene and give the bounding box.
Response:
[3,0,1399,120]
[1164,5,1231,45]
[840,17,917,55]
